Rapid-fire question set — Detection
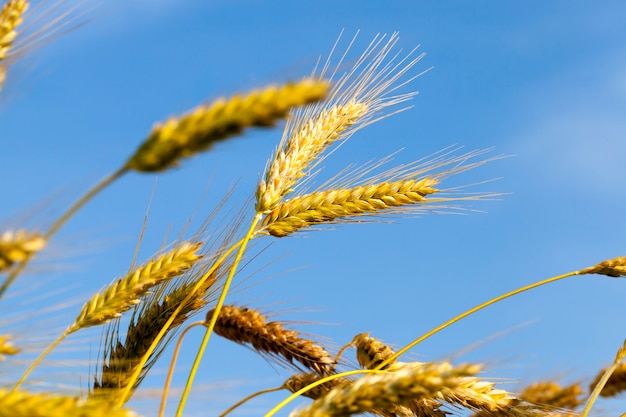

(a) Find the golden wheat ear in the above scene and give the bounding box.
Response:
[517,381,584,410]
[124,79,329,173]
[0,229,45,273]
[0,334,20,360]
[589,361,626,398]
[580,256,626,277]
[0,388,141,416]
[206,304,335,375]
[0,0,28,62]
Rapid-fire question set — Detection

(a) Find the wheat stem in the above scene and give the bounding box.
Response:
[11,330,67,392]
[581,340,626,417]
[377,271,581,370]
[175,213,262,417]
[159,321,205,417]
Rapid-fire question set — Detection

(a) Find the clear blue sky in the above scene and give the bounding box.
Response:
[2,1,625,416]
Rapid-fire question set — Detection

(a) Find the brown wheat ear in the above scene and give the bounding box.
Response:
[206,304,335,375]
[580,256,626,277]
[518,381,583,410]
[69,241,202,333]
[124,79,329,172]
[353,332,397,370]
[0,0,28,61]
[0,229,45,273]
[590,361,626,398]
[283,372,350,400]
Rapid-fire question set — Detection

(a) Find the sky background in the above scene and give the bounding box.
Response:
[1,1,626,416]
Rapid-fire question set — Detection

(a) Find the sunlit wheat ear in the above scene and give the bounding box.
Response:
[0,388,140,417]
[69,242,202,333]
[0,229,45,273]
[580,256,626,277]
[124,79,329,173]
[283,372,350,400]
[0,334,19,360]
[518,381,583,410]
[261,177,439,237]
[256,33,425,214]
[206,304,335,375]
[589,361,626,397]
[0,0,28,61]
[92,263,225,394]
[353,333,398,370]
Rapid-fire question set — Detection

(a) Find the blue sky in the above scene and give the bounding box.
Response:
[2,1,626,416]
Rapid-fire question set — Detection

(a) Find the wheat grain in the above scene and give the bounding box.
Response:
[519,382,583,409]
[580,256,626,278]
[353,333,397,371]
[256,33,425,214]
[0,0,28,61]
[207,304,335,375]
[0,388,139,417]
[290,361,543,417]
[68,242,201,333]
[0,229,45,273]
[124,79,328,172]
[0,334,19,360]
[590,361,626,397]
[262,178,439,237]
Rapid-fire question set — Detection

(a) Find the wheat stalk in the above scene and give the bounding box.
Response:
[207,304,335,375]
[0,388,139,417]
[261,178,439,237]
[0,0,28,61]
[124,79,328,173]
[0,229,45,273]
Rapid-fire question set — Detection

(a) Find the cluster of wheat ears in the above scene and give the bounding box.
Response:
[1,2,625,417]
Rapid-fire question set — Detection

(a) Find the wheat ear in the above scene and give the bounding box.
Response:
[580,256,626,277]
[262,178,439,237]
[12,242,202,392]
[92,265,224,395]
[0,388,139,417]
[0,0,28,61]
[124,79,328,172]
[0,230,45,273]
[352,333,398,370]
[256,33,425,214]
[206,304,335,375]
[589,361,626,398]
[518,381,583,409]
[0,334,19,360]
[290,361,542,417]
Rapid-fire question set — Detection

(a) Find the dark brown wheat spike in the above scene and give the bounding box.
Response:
[206,304,335,375]
[590,361,626,398]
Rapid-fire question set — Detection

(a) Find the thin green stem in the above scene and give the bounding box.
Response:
[12,329,71,392]
[0,166,128,299]
[375,270,582,370]
[580,340,626,417]
[159,321,206,417]
[175,213,262,417]
[116,238,244,407]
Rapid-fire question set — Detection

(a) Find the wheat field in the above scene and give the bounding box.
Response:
[1,2,626,416]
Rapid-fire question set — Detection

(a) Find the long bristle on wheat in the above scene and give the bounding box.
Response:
[124,79,329,172]
[0,229,45,273]
[0,0,28,61]
[206,305,335,375]
[290,361,542,417]
[256,33,425,214]
[261,178,439,237]
[92,265,223,394]
[0,388,139,417]
[68,242,202,333]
